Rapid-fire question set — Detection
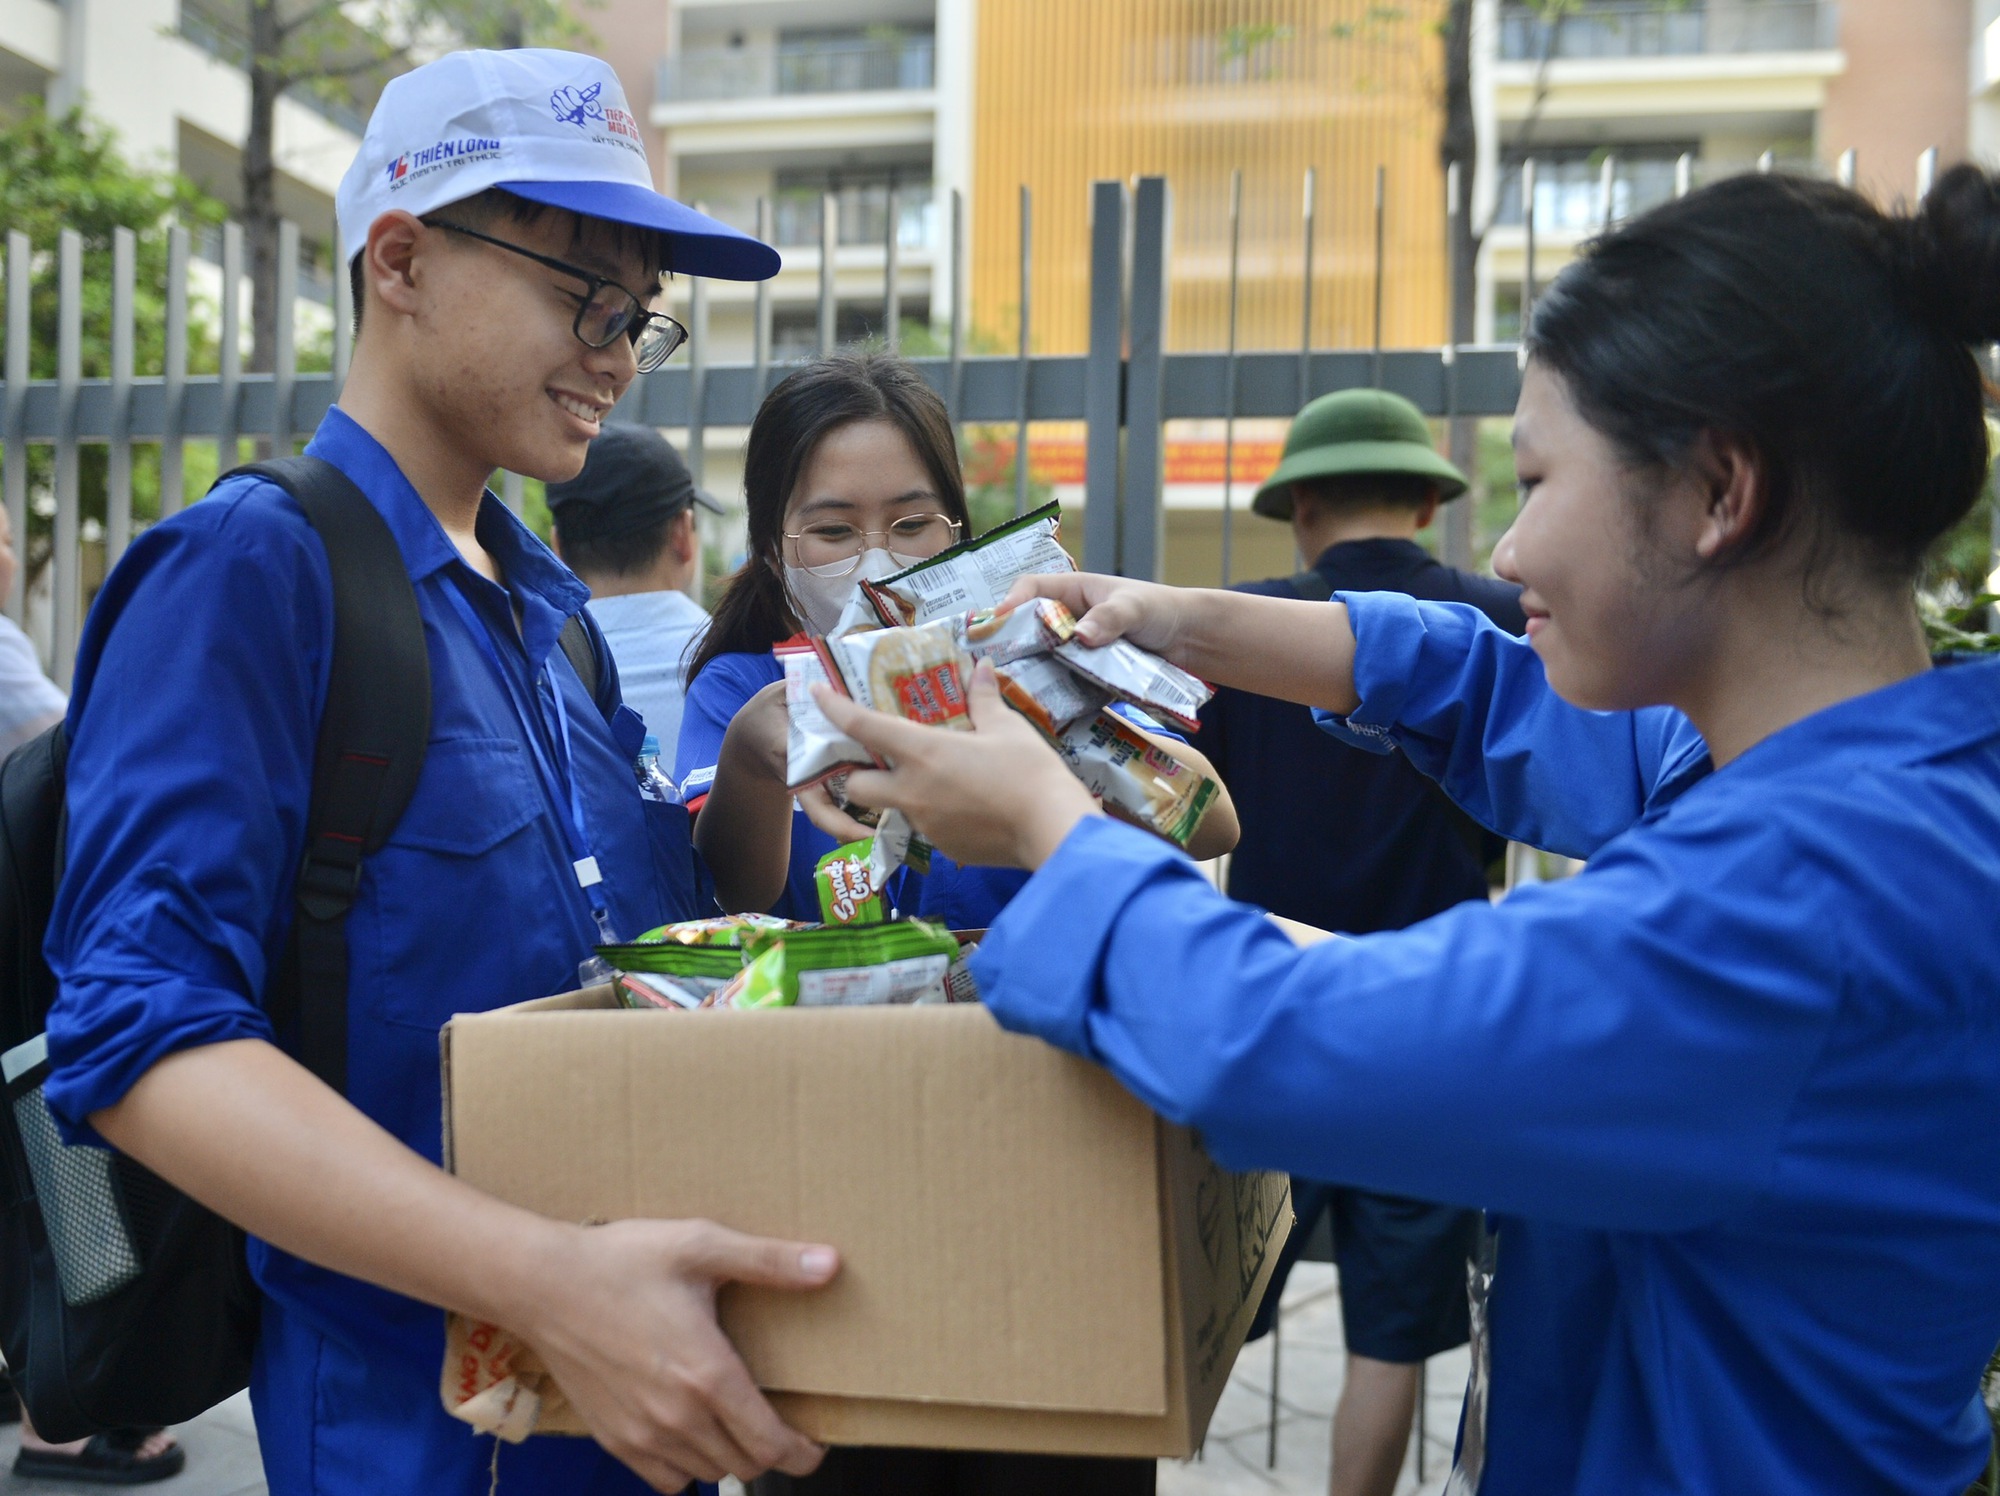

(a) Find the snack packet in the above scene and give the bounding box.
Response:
[597,941,746,1011]
[941,952,982,1005]
[615,971,709,1011]
[993,653,1110,736]
[830,620,975,730]
[625,914,794,947]
[1057,709,1219,848]
[816,840,888,925]
[724,920,960,1009]
[863,502,1073,626]
[958,597,1077,666]
[781,640,871,789]
[1052,636,1212,734]
[865,806,933,890]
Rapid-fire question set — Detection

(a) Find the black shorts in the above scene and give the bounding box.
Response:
[1245,1178,1477,1365]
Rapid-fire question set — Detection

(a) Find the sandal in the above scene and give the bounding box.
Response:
[13,1427,186,1485]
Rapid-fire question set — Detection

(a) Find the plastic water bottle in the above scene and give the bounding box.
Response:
[635,733,677,804]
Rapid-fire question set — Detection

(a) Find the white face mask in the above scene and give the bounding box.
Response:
[783,546,927,636]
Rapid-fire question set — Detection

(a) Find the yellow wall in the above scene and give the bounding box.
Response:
[972,0,1449,356]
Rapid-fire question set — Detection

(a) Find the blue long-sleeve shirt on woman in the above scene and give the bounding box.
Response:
[970,590,2000,1495]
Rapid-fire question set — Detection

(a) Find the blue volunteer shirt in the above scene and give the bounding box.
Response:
[970,592,2000,1494]
[45,409,702,1496]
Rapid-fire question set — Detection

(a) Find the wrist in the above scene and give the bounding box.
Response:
[1016,784,1100,869]
[466,1212,583,1338]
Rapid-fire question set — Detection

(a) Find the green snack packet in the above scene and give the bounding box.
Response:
[815,840,887,926]
[729,920,961,1009]
[627,914,794,947]
[593,941,745,982]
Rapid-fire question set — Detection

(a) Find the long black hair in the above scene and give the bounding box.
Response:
[689,351,969,682]
[1526,165,2000,586]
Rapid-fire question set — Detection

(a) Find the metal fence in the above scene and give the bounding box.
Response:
[0,168,1550,688]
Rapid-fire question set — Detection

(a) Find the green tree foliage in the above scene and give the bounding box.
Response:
[219,0,589,375]
[0,104,227,589]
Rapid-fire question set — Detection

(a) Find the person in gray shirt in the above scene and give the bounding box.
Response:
[548,425,722,752]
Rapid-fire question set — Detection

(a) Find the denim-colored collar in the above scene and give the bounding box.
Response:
[304,406,588,619]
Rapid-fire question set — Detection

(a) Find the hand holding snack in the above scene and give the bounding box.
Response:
[997,571,1197,659]
[816,660,1101,871]
[721,679,792,787]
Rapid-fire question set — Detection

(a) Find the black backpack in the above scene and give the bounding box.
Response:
[0,456,601,1438]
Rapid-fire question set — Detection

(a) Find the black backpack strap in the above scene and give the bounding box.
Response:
[557,614,601,708]
[228,458,430,1094]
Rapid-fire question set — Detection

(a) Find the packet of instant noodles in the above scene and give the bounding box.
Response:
[1056,709,1219,848]
[830,619,975,731]
[863,502,1073,626]
[724,920,960,1009]
[781,640,872,789]
[992,653,1110,737]
[1052,636,1212,735]
[816,839,888,925]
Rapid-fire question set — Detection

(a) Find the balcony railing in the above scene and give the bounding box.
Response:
[657,34,935,105]
[1498,2,1836,61]
[770,185,937,252]
[1494,155,1684,229]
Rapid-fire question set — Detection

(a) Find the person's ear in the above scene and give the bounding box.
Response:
[360,211,429,322]
[1415,491,1441,530]
[672,507,700,564]
[1690,432,1766,562]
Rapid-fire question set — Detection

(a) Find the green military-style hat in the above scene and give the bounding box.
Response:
[1251,388,1468,521]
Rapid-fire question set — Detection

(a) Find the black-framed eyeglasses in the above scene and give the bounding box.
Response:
[430,221,689,372]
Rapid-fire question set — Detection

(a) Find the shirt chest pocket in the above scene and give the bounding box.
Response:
[359,738,562,1033]
[384,738,543,855]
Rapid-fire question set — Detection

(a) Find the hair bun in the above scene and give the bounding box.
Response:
[1910,163,2000,346]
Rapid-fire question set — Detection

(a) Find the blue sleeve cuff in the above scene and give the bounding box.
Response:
[1310,591,1428,754]
[967,815,1182,1056]
[44,979,274,1146]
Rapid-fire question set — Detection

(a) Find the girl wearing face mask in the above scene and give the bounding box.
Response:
[679,351,1234,930]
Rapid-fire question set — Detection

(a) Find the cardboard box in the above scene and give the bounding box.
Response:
[439,991,1292,1457]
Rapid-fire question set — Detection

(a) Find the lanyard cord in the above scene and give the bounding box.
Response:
[441,576,615,940]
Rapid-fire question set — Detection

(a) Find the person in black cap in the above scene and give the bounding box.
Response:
[549,422,723,752]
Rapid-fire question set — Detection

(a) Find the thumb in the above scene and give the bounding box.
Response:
[685,1224,841,1292]
[966,659,1013,733]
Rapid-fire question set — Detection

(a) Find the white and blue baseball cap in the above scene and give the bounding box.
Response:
[336,49,779,281]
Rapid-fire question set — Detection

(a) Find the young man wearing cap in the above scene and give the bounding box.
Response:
[548,425,720,754]
[1191,389,1524,1496]
[42,50,837,1496]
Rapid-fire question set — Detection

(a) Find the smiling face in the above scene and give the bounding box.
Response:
[399,207,656,487]
[1491,362,1721,712]
[776,418,959,575]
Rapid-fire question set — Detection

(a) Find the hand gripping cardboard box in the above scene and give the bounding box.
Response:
[438,992,1292,1456]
